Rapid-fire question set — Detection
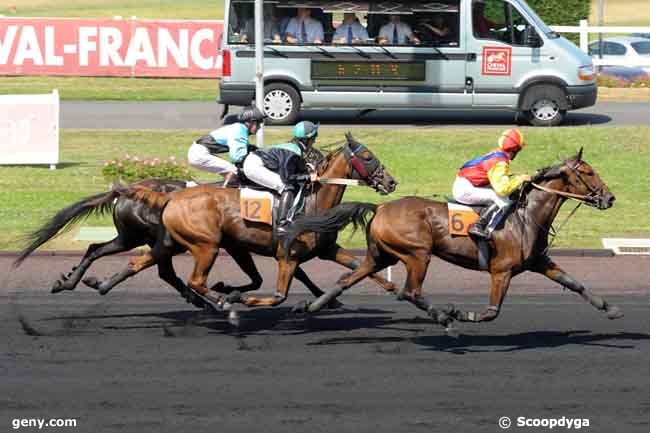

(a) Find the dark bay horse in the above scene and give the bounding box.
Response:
[286,149,624,325]
[13,146,375,308]
[82,133,397,308]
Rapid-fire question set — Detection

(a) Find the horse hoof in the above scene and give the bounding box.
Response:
[606,305,624,320]
[292,300,310,315]
[326,299,344,310]
[83,277,101,290]
[225,290,242,304]
[50,280,63,294]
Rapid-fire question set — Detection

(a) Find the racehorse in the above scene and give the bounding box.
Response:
[285,149,624,325]
[31,133,397,309]
[13,137,394,309]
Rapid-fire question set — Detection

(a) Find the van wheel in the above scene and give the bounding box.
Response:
[521,85,567,127]
[263,83,300,125]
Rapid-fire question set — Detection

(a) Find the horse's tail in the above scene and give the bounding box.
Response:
[13,188,124,267]
[284,202,377,250]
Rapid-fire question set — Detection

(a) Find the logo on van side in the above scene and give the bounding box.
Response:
[482,47,512,76]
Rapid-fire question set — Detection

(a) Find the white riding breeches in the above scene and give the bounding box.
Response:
[187,142,237,175]
[242,153,286,193]
[452,176,512,209]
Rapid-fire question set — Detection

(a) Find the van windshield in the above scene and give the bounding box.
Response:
[512,0,557,37]
[227,0,461,47]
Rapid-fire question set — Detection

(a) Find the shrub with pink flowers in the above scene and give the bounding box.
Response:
[597,74,650,88]
[102,154,193,183]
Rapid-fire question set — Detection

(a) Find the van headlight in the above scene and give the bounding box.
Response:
[578,65,596,81]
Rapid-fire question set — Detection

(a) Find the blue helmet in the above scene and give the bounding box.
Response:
[293,121,319,140]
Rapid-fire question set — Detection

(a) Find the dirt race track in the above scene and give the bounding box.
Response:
[2,254,650,433]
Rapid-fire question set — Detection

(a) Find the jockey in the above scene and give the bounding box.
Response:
[452,128,532,239]
[242,121,319,234]
[187,106,266,185]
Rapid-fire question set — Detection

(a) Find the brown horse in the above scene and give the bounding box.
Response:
[13,149,362,310]
[111,133,397,309]
[286,149,624,326]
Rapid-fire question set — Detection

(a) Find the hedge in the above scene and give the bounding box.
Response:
[529,0,591,44]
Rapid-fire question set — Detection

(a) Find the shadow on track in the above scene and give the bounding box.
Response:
[310,330,650,354]
[41,306,405,336]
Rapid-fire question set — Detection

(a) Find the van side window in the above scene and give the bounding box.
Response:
[473,0,536,46]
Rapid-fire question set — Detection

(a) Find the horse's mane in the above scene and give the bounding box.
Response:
[518,154,581,203]
[306,146,344,175]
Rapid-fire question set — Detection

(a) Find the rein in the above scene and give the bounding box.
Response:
[317,178,364,186]
[530,182,595,204]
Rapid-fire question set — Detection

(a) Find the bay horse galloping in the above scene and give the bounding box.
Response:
[107,133,397,308]
[13,145,368,308]
[286,149,624,325]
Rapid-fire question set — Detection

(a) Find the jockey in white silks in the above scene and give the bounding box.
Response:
[187,106,267,185]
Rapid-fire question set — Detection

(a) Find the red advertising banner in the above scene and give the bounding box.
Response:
[0,17,223,78]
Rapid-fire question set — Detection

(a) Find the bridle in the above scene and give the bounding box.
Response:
[531,158,606,208]
[342,142,384,190]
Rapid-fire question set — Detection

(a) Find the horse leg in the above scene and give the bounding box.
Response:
[305,250,393,313]
[320,244,398,293]
[449,271,513,323]
[237,258,298,307]
[50,236,132,293]
[209,246,263,295]
[533,258,624,319]
[84,253,156,296]
[293,267,345,309]
[394,253,434,312]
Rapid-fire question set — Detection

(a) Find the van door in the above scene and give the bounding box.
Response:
[465,0,540,107]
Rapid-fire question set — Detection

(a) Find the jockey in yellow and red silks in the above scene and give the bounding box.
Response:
[453,128,532,239]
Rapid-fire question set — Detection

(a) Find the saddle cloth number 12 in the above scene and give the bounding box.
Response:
[241,198,272,225]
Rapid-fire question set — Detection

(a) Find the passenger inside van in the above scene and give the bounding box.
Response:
[240,4,282,43]
[417,15,452,44]
[332,13,370,44]
[473,0,501,39]
[285,7,325,44]
[377,15,421,45]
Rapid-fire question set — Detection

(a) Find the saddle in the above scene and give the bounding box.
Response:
[446,200,491,271]
[446,200,486,236]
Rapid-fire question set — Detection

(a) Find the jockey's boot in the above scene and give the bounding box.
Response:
[485,203,512,236]
[468,203,500,240]
[275,189,295,237]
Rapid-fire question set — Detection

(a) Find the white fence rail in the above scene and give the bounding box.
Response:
[551,19,650,68]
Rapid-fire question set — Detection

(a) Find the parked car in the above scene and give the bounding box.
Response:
[588,36,650,73]
[632,33,650,40]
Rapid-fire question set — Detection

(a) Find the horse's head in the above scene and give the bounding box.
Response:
[342,132,397,195]
[532,147,615,210]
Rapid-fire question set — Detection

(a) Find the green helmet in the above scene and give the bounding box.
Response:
[293,121,319,140]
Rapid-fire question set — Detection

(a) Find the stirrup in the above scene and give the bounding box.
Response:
[468,224,489,239]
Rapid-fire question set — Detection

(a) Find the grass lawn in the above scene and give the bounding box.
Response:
[1,126,649,251]
[2,0,223,20]
[590,0,650,26]
[0,77,219,101]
